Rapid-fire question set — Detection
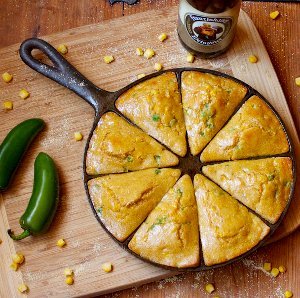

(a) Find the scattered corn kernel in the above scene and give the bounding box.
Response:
[205,283,215,294]
[12,253,25,264]
[18,283,29,293]
[102,262,113,273]
[136,47,144,56]
[186,53,195,63]
[248,55,258,63]
[158,33,168,42]
[270,11,280,20]
[295,77,300,86]
[284,290,293,298]
[64,268,73,277]
[74,132,83,141]
[19,89,30,99]
[263,262,272,272]
[3,101,13,110]
[271,267,280,277]
[103,55,114,64]
[144,48,155,59]
[279,265,286,273]
[137,73,146,79]
[57,44,68,55]
[57,238,66,247]
[2,72,13,83]
[213,296,220,298]
[154,63,163,71]
[65,276,74,285]
[10,262,19,271]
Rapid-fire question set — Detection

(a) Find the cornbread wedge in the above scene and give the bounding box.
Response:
[129,175,199,268]
[116,72,187,156]
[88,168,181,241]
[194,174,270,266]
[86,112,179,175]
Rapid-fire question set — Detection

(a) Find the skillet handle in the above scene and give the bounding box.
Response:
[19,38,110,113]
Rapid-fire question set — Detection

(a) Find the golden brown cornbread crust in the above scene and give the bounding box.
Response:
[129,175,200,268]
[203,157,293,224]
[86,112,179,175]
[116,72,187,156]
[194,174,270,266]
[88,168,181,242]
[181,71,247,156]
[201,95,289,162]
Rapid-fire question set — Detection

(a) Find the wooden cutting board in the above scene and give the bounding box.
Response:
[0,7,299,298]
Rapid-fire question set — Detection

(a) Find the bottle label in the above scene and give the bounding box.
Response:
[185,14,232,46]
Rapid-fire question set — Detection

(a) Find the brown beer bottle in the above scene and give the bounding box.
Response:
[178,0,242,58]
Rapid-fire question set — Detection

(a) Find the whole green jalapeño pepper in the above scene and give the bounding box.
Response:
[8,152,59,240]
[0,118,45,190]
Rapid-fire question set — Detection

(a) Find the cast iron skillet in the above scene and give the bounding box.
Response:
[19,38,296,271]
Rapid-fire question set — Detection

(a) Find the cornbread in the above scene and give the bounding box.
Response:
[129,175,199,268]
[194,174,270,266]
[201,95,289,162]
[203,157,293,223]
[116,72,187,156]
[88,168,181,241]
[181,71,247,155]
[86,112,178,175]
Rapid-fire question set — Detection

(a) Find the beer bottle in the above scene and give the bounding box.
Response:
[178,0,242,58]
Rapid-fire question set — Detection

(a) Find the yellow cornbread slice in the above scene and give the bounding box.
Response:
[86,112,179,175]
[88,168,181,242]
[203,157,293,224]
[129,175,200,268]
[116,72,187,156]
[194,174,270,266]
[181,71,247,155]
[200,95,289,162]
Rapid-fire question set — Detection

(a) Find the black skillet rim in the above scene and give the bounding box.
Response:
[82,67,296,272]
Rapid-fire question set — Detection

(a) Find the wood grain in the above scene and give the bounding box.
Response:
[0,1,299,298]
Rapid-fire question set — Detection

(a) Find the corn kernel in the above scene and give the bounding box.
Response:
[154,63,163,71]
[270,11,280,20]
[103,55,114,64]
[2,72,13,83]
[74,132,83,141]
[3,101,13,110]
[57,238,66,247]
[279,265,286,273]
[158,33,168,42]
[10,262,19,271]
[136,47,144,56]
[271,267,280,277]
[186,53,195,63]
[295,77,300,86]
[65,276,74,285]
[263,262,271,272]
[18,284,29,293]
[12,253,25,264]
[284,290,293,298]
[144,48,155,59]
[102,262,113,273]
[205,283,215,294]
[19,89,30,99]
[64,268,73,277]
[137,73,146,79]
[248,55,258,63]
[57,44,68,55]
